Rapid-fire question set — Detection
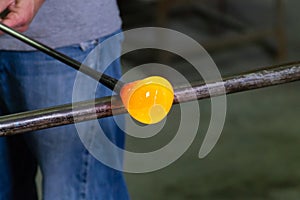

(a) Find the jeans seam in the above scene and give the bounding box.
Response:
[80,150,91,200]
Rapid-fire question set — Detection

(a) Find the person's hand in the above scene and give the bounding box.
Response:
[0,0,15,15]
[0,0,44,34]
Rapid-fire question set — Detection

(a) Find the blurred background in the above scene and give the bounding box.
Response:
[117,0,300,199]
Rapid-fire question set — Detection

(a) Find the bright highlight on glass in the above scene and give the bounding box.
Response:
[120,76,174,124]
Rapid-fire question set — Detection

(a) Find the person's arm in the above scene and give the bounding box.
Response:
[0,0,44,34]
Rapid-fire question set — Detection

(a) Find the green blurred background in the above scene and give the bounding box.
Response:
[118,0,300,199]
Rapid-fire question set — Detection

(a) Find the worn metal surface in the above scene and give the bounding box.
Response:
[0,96,125,136]
[173,62,300,102]
[1,62,300,136]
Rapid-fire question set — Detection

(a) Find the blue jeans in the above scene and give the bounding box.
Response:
[0,32,129,200]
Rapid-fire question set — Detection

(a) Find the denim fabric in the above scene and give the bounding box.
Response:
[0,32,129,200]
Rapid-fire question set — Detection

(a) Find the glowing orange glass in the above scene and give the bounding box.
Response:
[120,76,174,124]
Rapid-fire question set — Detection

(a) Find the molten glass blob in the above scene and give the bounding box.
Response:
[120,76,174,124]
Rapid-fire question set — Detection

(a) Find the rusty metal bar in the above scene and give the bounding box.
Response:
[1,61,300,136]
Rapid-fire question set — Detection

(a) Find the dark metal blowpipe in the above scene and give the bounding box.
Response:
[1,61,300,136]
[0,23,124,92]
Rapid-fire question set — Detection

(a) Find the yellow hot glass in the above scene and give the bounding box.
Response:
[120,76,174,124]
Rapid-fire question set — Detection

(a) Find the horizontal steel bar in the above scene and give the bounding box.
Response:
[1,61,300,136]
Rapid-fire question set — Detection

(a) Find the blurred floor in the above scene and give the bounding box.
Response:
[121,0,300,199]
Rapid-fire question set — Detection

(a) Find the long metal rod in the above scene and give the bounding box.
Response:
[0,23,123,92]
[1,61,300,136]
